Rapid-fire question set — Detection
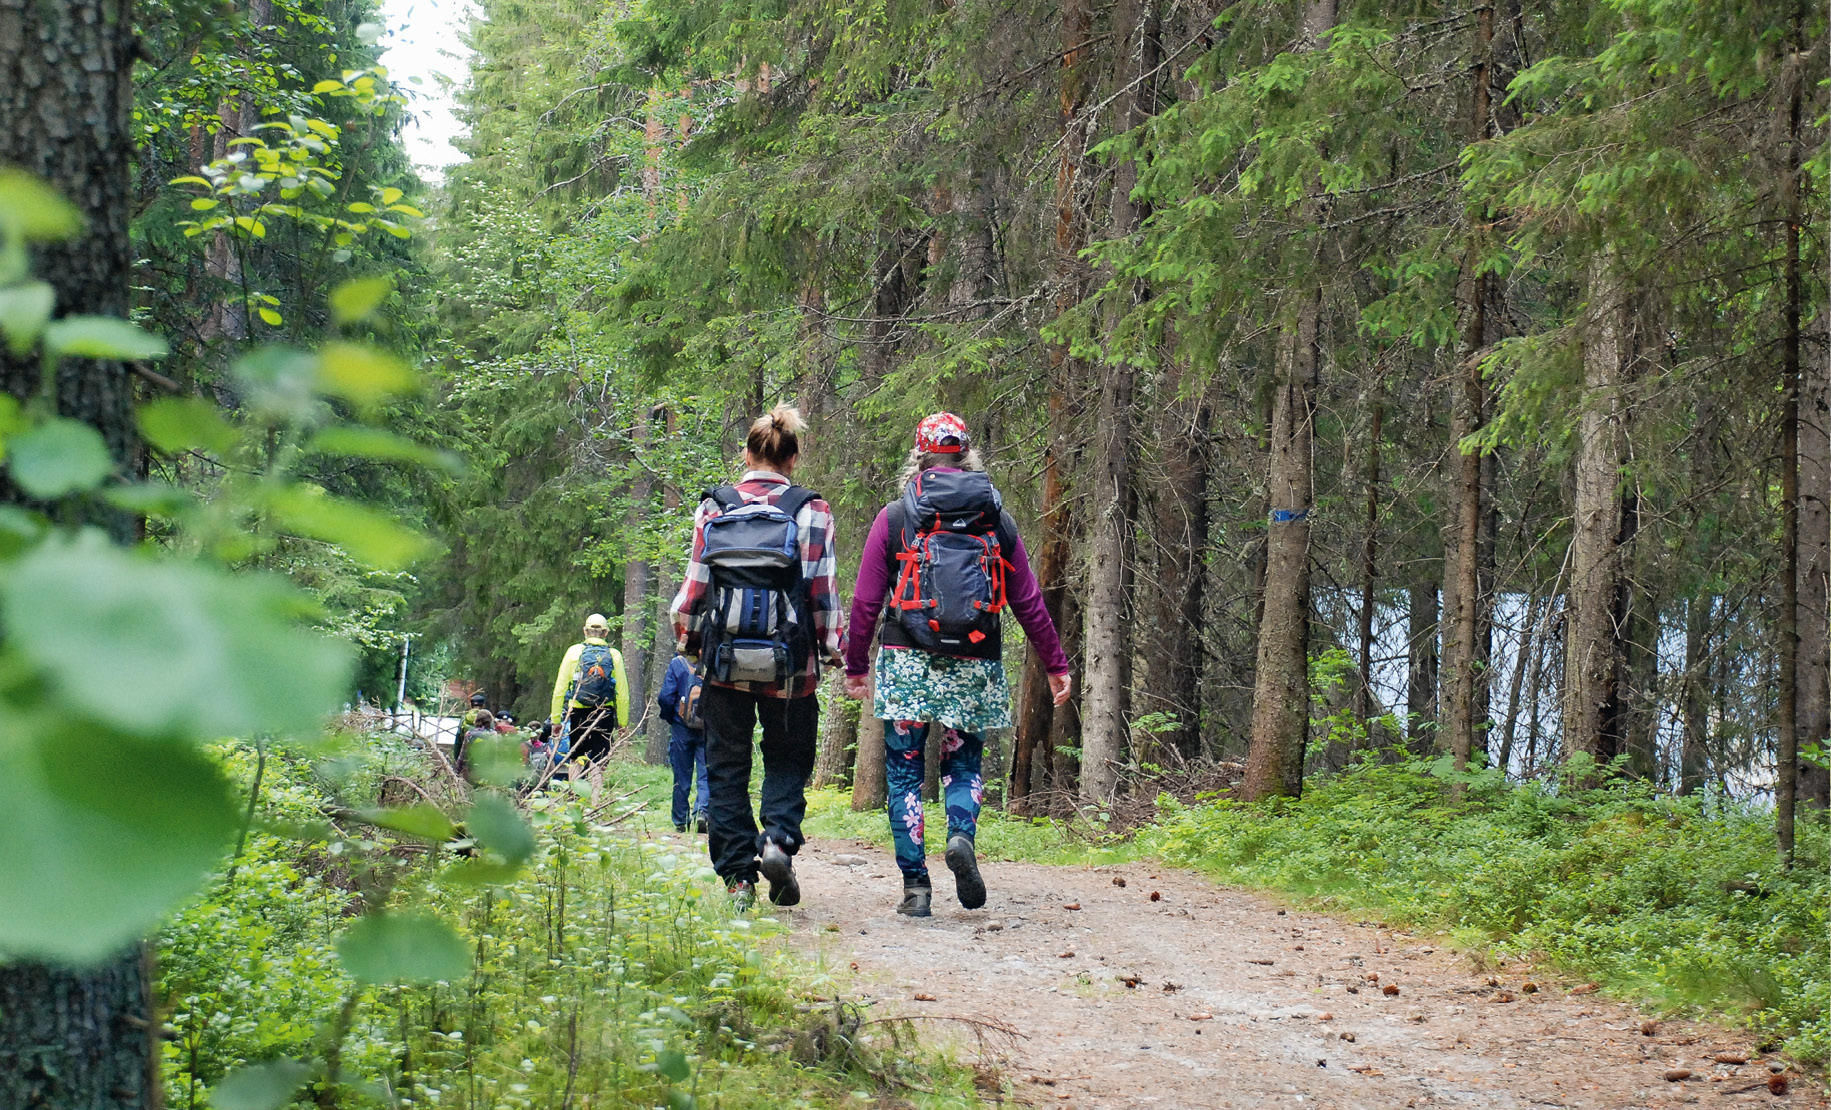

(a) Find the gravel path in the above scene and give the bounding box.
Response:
[777,839,1823,1109]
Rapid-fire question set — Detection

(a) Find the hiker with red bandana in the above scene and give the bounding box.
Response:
[844,413,1072,916]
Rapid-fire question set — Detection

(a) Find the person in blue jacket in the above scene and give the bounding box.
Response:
[658,652,711,833]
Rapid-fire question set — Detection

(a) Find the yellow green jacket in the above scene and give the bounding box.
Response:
[550,637,631,728]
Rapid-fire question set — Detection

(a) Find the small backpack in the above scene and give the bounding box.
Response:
[886,470,1011,655]
[571,642,619,716]
[678,668,705,730]
[696,484,818,685]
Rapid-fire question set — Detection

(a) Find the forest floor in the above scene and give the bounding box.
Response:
[760,837,1825,1110]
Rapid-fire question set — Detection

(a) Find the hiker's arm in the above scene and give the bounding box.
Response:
[1004,529,1070,676]
[551,644,579,725]
[669,499,714,654]
[844,507,894,677]
[657,659,682,725]
[804,498,845,665]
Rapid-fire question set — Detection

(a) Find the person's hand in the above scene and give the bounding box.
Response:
[1048,671,1073,706]
[844,673,871,701]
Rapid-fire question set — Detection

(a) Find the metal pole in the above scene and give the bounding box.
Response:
[395,633,411,722]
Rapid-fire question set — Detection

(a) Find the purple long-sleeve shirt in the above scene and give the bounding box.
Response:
[845,489,1070,677]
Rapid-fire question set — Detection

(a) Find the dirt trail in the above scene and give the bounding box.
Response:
[777,839,1823,1109]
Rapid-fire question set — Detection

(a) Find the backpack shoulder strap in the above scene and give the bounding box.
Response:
[775,484,819,521]
[708,484,743,509]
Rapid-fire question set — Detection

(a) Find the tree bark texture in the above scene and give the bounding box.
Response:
[1679,595,1712,795]
[1562,260,1633,775]
[813,672,859,789]
[1798,267,1830,810]
[1143,363,1209,760]
[1406,580,1439,751]
[1776,66,1804,861]
[625,411,656,760]
[1241,0,1335,800]
[1355,402,1383,727]
[0,0,155,1103]
[850,710,888,810]
[1243,287,1322,800]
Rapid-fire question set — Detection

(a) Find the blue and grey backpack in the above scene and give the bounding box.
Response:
[696,484,818,684]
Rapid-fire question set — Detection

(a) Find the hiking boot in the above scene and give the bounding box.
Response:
[759,840,801,907]
[945,834,986,910]
[727,879,757,912]
[674,823,688,833]
[696,815,708,834]
[896,884,932,918]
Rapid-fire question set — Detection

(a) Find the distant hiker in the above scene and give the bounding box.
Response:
[495,712,516,733]
[462,690,489,727]
[550,613,631,799]
[669,404,845,910]
[657,651,711,833]
[844,412,1071,917]
[456,709,496,779]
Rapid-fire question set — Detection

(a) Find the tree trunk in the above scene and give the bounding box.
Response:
[1078,0,1161,802]
[1406,581,1439,752]
[1799,256,1830,810]
[1621,571,1659,781]
[1143,364,1209,760]
[1440,0,1501,770]
[648,415,681,756]
[851,711,888,810]
[1679,595,1712,795]
[1355,401,1383,728]
[1497,594,1538,776]
[0,0,155,1103]
[1012,0,1093,812]
[813,671,859,789]
[1776,63,1804,862]
[625,410,656,760]
[1241,0,1336,801]
[1563,258,1633,776]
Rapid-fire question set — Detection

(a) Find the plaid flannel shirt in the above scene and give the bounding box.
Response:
[668,470,845,699]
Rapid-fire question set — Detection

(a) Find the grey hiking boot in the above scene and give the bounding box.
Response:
[896,884,932,917]
[759,840,801,907]
[727,879,757,912]
[945,834,986,910]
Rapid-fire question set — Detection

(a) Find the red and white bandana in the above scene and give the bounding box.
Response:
[914,411,969,454]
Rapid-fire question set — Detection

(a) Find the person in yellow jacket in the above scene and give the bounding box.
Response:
[550,613,631,797]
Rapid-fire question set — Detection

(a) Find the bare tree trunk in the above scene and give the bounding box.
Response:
[1144,365,1209,759]
[1440,0,1502,770]
[1776,62,1804,862]
[1563,258,1633,776]
[1355,402,1383,728]
[1679,595,1712,796]
[1079,0,1162,801]
[1241,0,1336,801]
[625,411,656,760]
[814,672,859,789]
[1621,571,1660,781]
[1243,289,1322,800]
[1406,581,1439,752]
[851,711,887,811]
[648,408,681,755]
[1013,0,1093,812]
[1498,594,1538,776]
[0,0,155,1101]
[1799,276,1830,810]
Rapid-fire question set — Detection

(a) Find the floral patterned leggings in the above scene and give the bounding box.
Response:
[884,720,984,886]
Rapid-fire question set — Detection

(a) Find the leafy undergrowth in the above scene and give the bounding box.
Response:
[805,758,1829,1065]
[158,742,982,1109]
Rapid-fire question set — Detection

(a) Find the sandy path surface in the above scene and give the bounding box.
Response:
[776,839,1823,1109]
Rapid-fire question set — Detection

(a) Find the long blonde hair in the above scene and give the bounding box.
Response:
[896,444,985,487]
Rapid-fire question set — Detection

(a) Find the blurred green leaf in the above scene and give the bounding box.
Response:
[104,481,195,517]
[0,168,84,242]
[264,483,432,569]
[305,425,461,472]
[655,1048,690,1084]
[139,397,238,455]
[0,721,239,962]
[464,735,524,789]
[356,803,455,841]
[232,346,319,420]
[210,1060,315,1110]
[336,913,470,983]
[667,1090,698,1110]
[316,342,414,404]
[0,281,54,356]
[2,530,351,738]
[468,795,535,865]
[43,316,169,361]
[9,418,112,497]
[329,276,392,325]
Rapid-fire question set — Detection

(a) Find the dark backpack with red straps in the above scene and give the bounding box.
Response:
[881,469,1013,660]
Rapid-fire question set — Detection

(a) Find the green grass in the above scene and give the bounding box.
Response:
[158,744,985,1109]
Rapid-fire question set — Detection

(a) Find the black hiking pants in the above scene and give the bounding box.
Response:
[701,684,817,884]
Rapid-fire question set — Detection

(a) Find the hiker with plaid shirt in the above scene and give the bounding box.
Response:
[669,404,845,909]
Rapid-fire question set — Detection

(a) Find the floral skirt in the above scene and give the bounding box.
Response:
[872,646,1013,732]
